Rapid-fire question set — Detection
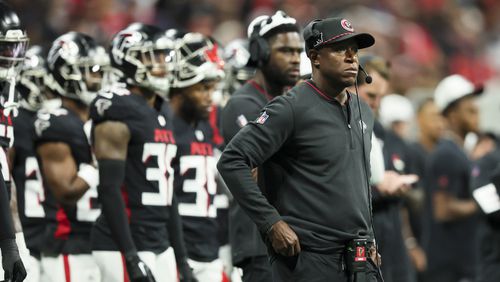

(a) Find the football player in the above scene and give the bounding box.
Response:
[169,32,226,281]
[0,1,29,281]
[34,32,107,282]
[89,23,194,282]
[11,45,51,282]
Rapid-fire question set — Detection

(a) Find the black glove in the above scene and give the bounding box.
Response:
[178,260,198,282]
[124,253,156,282]
[0,239,27,282]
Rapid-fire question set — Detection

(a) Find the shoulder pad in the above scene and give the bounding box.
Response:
[90,83,133,123]
[34,107,71,141]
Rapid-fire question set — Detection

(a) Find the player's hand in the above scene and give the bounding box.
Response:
[368,246,382,267]
[0,239,27,282]
[377,171,417,196]
[408,245,427,272]
[178,260,198,282]
[268,220,301,256]
[124,253,156,282]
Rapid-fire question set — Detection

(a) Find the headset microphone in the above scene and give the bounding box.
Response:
[359,65,372,84]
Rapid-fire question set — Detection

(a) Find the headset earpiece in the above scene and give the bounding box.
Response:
[248,11,297,67]
[249,18,271,67]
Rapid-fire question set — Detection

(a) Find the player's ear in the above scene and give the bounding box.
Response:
[309,49,320,69]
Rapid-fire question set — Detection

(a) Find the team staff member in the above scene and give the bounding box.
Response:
[0,1,28,281]
[423,74,481,282]
[470,135,500,282]
[220,11,301,282]
[218,17,381,281]
[408,98,445,244]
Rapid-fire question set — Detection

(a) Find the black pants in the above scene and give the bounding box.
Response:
[240,255,273,282]
[476,261,500,282]
[271,251,381,282]
[421,269,474,282]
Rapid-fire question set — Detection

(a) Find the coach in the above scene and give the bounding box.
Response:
[218,17,382,281]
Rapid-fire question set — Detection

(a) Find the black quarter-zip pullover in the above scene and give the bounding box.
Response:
[217,80,375,253]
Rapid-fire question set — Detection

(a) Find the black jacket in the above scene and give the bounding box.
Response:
[218,80,375,253]
[220,81,273,264]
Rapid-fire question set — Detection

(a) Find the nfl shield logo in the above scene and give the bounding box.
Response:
[256,111,269,124]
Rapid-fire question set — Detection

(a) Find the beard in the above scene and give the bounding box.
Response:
[180,94,209,123]
[261,64,298,88]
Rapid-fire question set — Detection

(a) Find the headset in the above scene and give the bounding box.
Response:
[303,19,323,52]
[248,11,297,67]
[249,20,271,66]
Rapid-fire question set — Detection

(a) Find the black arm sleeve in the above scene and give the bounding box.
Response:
[169,195,187,261]
[217,96,293,234]
[0,169,14,240]
[168,196,193,280]
[97,159,136,254]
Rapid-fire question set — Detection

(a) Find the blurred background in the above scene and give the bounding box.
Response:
[10,0,500,134]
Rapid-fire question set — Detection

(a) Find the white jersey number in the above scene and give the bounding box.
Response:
[178,155,217,218]
[0,119,13,181]
[76,185,101,222]
[142,143,177,206]
[24,156,45,218]
[0,148,9,182]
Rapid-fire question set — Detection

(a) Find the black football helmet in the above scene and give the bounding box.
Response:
[46,32,109,105]
[17,45,47,111]
[223,39,255,92]
[171,32,225,89]
[0,1,28,80]
[110,22,175,96]
[0,1,29,116]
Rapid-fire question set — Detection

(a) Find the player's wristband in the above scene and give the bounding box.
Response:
[0,238,19,258]
[77,163,99,188]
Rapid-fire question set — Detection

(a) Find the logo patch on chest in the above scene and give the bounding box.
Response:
[158,115,166,126]
[392,154,405,172]
[358,120,367,133]
[195,130,204,141]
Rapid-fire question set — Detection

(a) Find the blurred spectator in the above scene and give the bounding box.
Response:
[423,74,481,282]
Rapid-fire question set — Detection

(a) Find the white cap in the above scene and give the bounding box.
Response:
[434,74,482,112]
[247,10,297,38]
[379,94,414,128]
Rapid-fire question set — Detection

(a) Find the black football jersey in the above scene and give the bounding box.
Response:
[173,115,219,262]
[12,108,46,254]
[34,106,100,254]
[0,108,13,187]
[89,85,178,253]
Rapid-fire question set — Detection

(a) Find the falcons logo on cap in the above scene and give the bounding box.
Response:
[341,19,354,32]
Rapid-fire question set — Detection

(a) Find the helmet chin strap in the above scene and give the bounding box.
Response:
[3,75,19,117]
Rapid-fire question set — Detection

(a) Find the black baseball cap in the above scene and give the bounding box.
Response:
[303,17,375,54]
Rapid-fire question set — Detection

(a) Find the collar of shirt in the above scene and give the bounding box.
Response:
[248,80,274,101]
[304,80,351,105]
